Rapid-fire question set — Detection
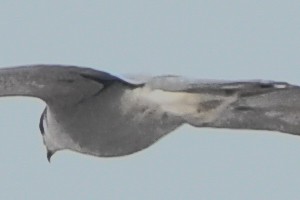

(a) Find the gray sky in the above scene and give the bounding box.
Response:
[0,1,300,199]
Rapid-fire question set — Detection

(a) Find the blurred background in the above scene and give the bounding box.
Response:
[0,1,299,199]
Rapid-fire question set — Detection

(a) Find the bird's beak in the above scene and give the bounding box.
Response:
[47,150,54,163]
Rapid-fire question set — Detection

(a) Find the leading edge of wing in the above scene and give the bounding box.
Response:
[0,64,143,103]
[143,75,299,93]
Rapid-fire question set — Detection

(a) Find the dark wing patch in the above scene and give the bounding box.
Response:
[80,72,144,90]
[39,108,47,135]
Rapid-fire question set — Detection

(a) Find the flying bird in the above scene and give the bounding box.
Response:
[1,64,300,161]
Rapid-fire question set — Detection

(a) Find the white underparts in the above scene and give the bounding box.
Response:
[123,86,237,125]
[42,108,81,153]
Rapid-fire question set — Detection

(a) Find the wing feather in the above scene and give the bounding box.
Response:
[145,75,300,135]
[207,87,300,135]
[0,64,137,105]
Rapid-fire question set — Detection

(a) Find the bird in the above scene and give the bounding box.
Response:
[1,64,300,162]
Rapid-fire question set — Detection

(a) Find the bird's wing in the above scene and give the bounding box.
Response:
[145,75,300,135]
[0,64,139,105]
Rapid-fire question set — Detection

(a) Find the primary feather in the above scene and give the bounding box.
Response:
[1,64,299,161]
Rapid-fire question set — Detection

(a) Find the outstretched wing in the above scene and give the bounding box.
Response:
[145,75,300,135]
[0,64,138,105]
[206,86,300,135]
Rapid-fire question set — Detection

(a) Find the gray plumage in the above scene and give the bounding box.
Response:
[1,64,299,161]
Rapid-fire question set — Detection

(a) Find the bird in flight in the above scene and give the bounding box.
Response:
[1,64,299,161]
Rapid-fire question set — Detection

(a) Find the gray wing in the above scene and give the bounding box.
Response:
[0,64,138,105]
[207,87,300,135]
[145,75,300,136]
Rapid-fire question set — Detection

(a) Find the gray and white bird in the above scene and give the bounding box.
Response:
[1,64,300,161]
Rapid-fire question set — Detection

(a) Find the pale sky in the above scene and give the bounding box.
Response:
[0,1,300,199]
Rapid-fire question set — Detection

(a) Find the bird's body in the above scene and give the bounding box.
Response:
[42,83,182,158]
[1,64,300,161]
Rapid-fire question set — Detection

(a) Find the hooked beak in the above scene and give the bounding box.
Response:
[47,150,54,163]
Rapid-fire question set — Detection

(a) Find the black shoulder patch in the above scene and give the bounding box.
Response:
[80,73,144,89]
